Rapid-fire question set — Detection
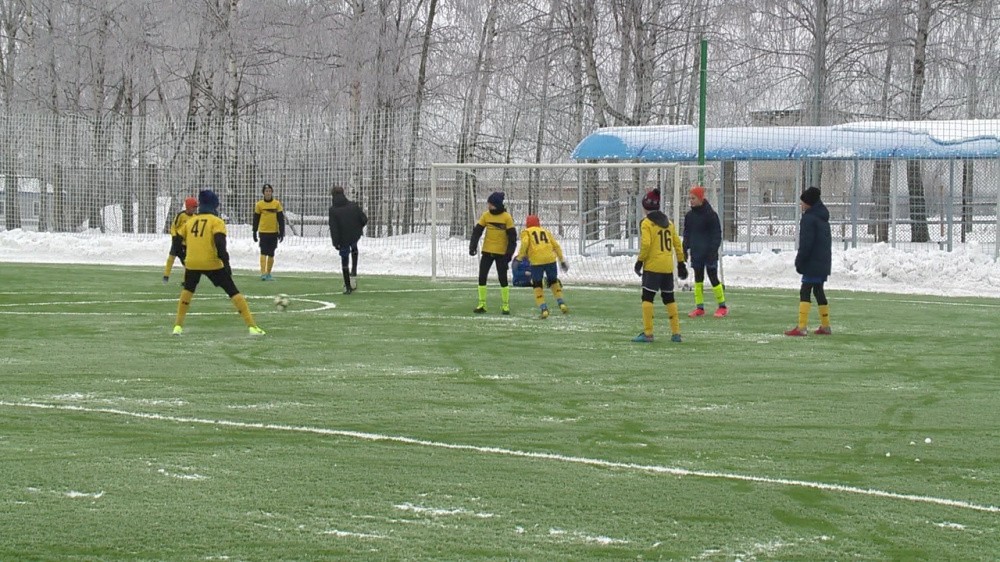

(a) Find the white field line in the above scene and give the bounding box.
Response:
[0,296,336,315]
[2,400,998,515]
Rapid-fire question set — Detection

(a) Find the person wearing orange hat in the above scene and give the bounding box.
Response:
[515,215,569,319]
[163,196,198,283]
[682,185,728,317]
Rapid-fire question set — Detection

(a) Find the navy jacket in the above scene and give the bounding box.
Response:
[682,201,722,262]
[795,200,832,278]
[328,193,368,248]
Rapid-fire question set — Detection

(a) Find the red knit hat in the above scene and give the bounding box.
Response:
[641,188,661,211]
[689,186,706,201]
[525,215,541,228]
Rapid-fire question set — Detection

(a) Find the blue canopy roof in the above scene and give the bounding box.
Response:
[571,121,1000,161]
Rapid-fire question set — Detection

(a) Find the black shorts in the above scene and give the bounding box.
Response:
[170,239,187,262]
[259,233,279,256]
[641,271,675,293]
[183,268,240,298]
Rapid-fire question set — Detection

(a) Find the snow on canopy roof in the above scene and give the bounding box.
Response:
[570,119,1000,161]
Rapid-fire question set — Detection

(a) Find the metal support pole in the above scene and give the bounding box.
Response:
[430,165,438,280]
[947,160,955,251]
[852,159,859,248]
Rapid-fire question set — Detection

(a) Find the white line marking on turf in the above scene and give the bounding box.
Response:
[0,296,336,315]
[3,401,998,515]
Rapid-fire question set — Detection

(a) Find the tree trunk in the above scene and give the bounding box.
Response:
[906,0,933,243]
[404,0,437,235]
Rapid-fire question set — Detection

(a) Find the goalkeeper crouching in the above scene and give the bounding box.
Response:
[172,189,265,336]
[515,214,569,319]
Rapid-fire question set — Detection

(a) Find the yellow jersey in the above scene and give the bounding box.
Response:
[169,211,193,238]
[476,210,515,255]
[637,212,685,274]
[180,213,228,270]
[516,226,564,265]
[254,198,284,233]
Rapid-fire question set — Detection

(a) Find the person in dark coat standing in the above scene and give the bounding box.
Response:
[785,187,833,336]
[328,186,368,294]
[682,186,728,318]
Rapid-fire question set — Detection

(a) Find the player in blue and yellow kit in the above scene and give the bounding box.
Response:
[163,196,197,283]
[173,189,265,336]
[516,215,569,319]
[633,188,688,343]
[469,191,517,314]
[252,183,285,281]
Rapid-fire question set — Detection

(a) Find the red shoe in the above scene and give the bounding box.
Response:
[814,326,832,335]
[714,307,729,318]
[688,307,706,318]
[784,327,808,337]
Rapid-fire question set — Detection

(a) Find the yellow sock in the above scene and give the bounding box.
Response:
[501,286,510,307]
[797,301,811,329]
[259,255,267,275]
[642,301,654,336]
[667,302,680,335]
[819,304,830,327]
[550,280,564,301]
[533,286,545,307]
[231,293,256,327]
[712,283,726,305]
[164,255,176,278]
[266,256,274,274]
[693,282,704,306]
[175,289,193,326]
[477,285,487,307]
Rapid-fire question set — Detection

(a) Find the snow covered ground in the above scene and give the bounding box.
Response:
[2,229,999,298]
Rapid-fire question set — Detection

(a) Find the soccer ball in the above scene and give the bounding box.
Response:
[273,294,290,311]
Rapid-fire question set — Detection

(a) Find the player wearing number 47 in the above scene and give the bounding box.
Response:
[633,188,687,343]
[516,215,569,319]
[172,189,265,336]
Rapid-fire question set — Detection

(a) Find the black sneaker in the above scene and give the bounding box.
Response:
[343,286,353,295]
[473,305,487,314]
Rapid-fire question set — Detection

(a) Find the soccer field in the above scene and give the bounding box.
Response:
[1,263,998,560]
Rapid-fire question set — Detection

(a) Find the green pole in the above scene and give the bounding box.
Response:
[698,38,708,170]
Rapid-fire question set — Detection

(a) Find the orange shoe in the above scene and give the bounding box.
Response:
[784,327,808,337]
[814,326,832,335]
[714,306,729,318]
[688,307,705,318]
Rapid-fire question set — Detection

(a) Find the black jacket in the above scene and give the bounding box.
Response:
[328,193,368,248]
[682,201,722,261]
[795,200,832,278]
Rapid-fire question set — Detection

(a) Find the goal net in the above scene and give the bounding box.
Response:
[429,162,717,285]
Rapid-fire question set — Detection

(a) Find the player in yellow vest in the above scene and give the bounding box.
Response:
[252,183,286,281]
[516,215,569,319]
[172,189,265,336]
[633,188,687,343]
[163,197,197,283]
[469,191,517,314]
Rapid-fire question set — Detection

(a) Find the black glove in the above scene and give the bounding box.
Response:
[634,261,643,276]
[223,263,232,277]
[469,247,477,256]
[334,244,341,251]
[278,233,284,242]
[504,253,513,264]
[677,262,688,280]
[559,261,569,273]
[252,231,258,242]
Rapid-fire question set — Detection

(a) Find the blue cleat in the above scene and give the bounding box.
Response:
[671,334,683,343]
[632,333,654,343]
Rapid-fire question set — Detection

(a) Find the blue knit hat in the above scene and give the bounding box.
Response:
[198,189,220,213]
[487,191,505,207]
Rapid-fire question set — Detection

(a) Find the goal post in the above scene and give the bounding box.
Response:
[429,162,717,284]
